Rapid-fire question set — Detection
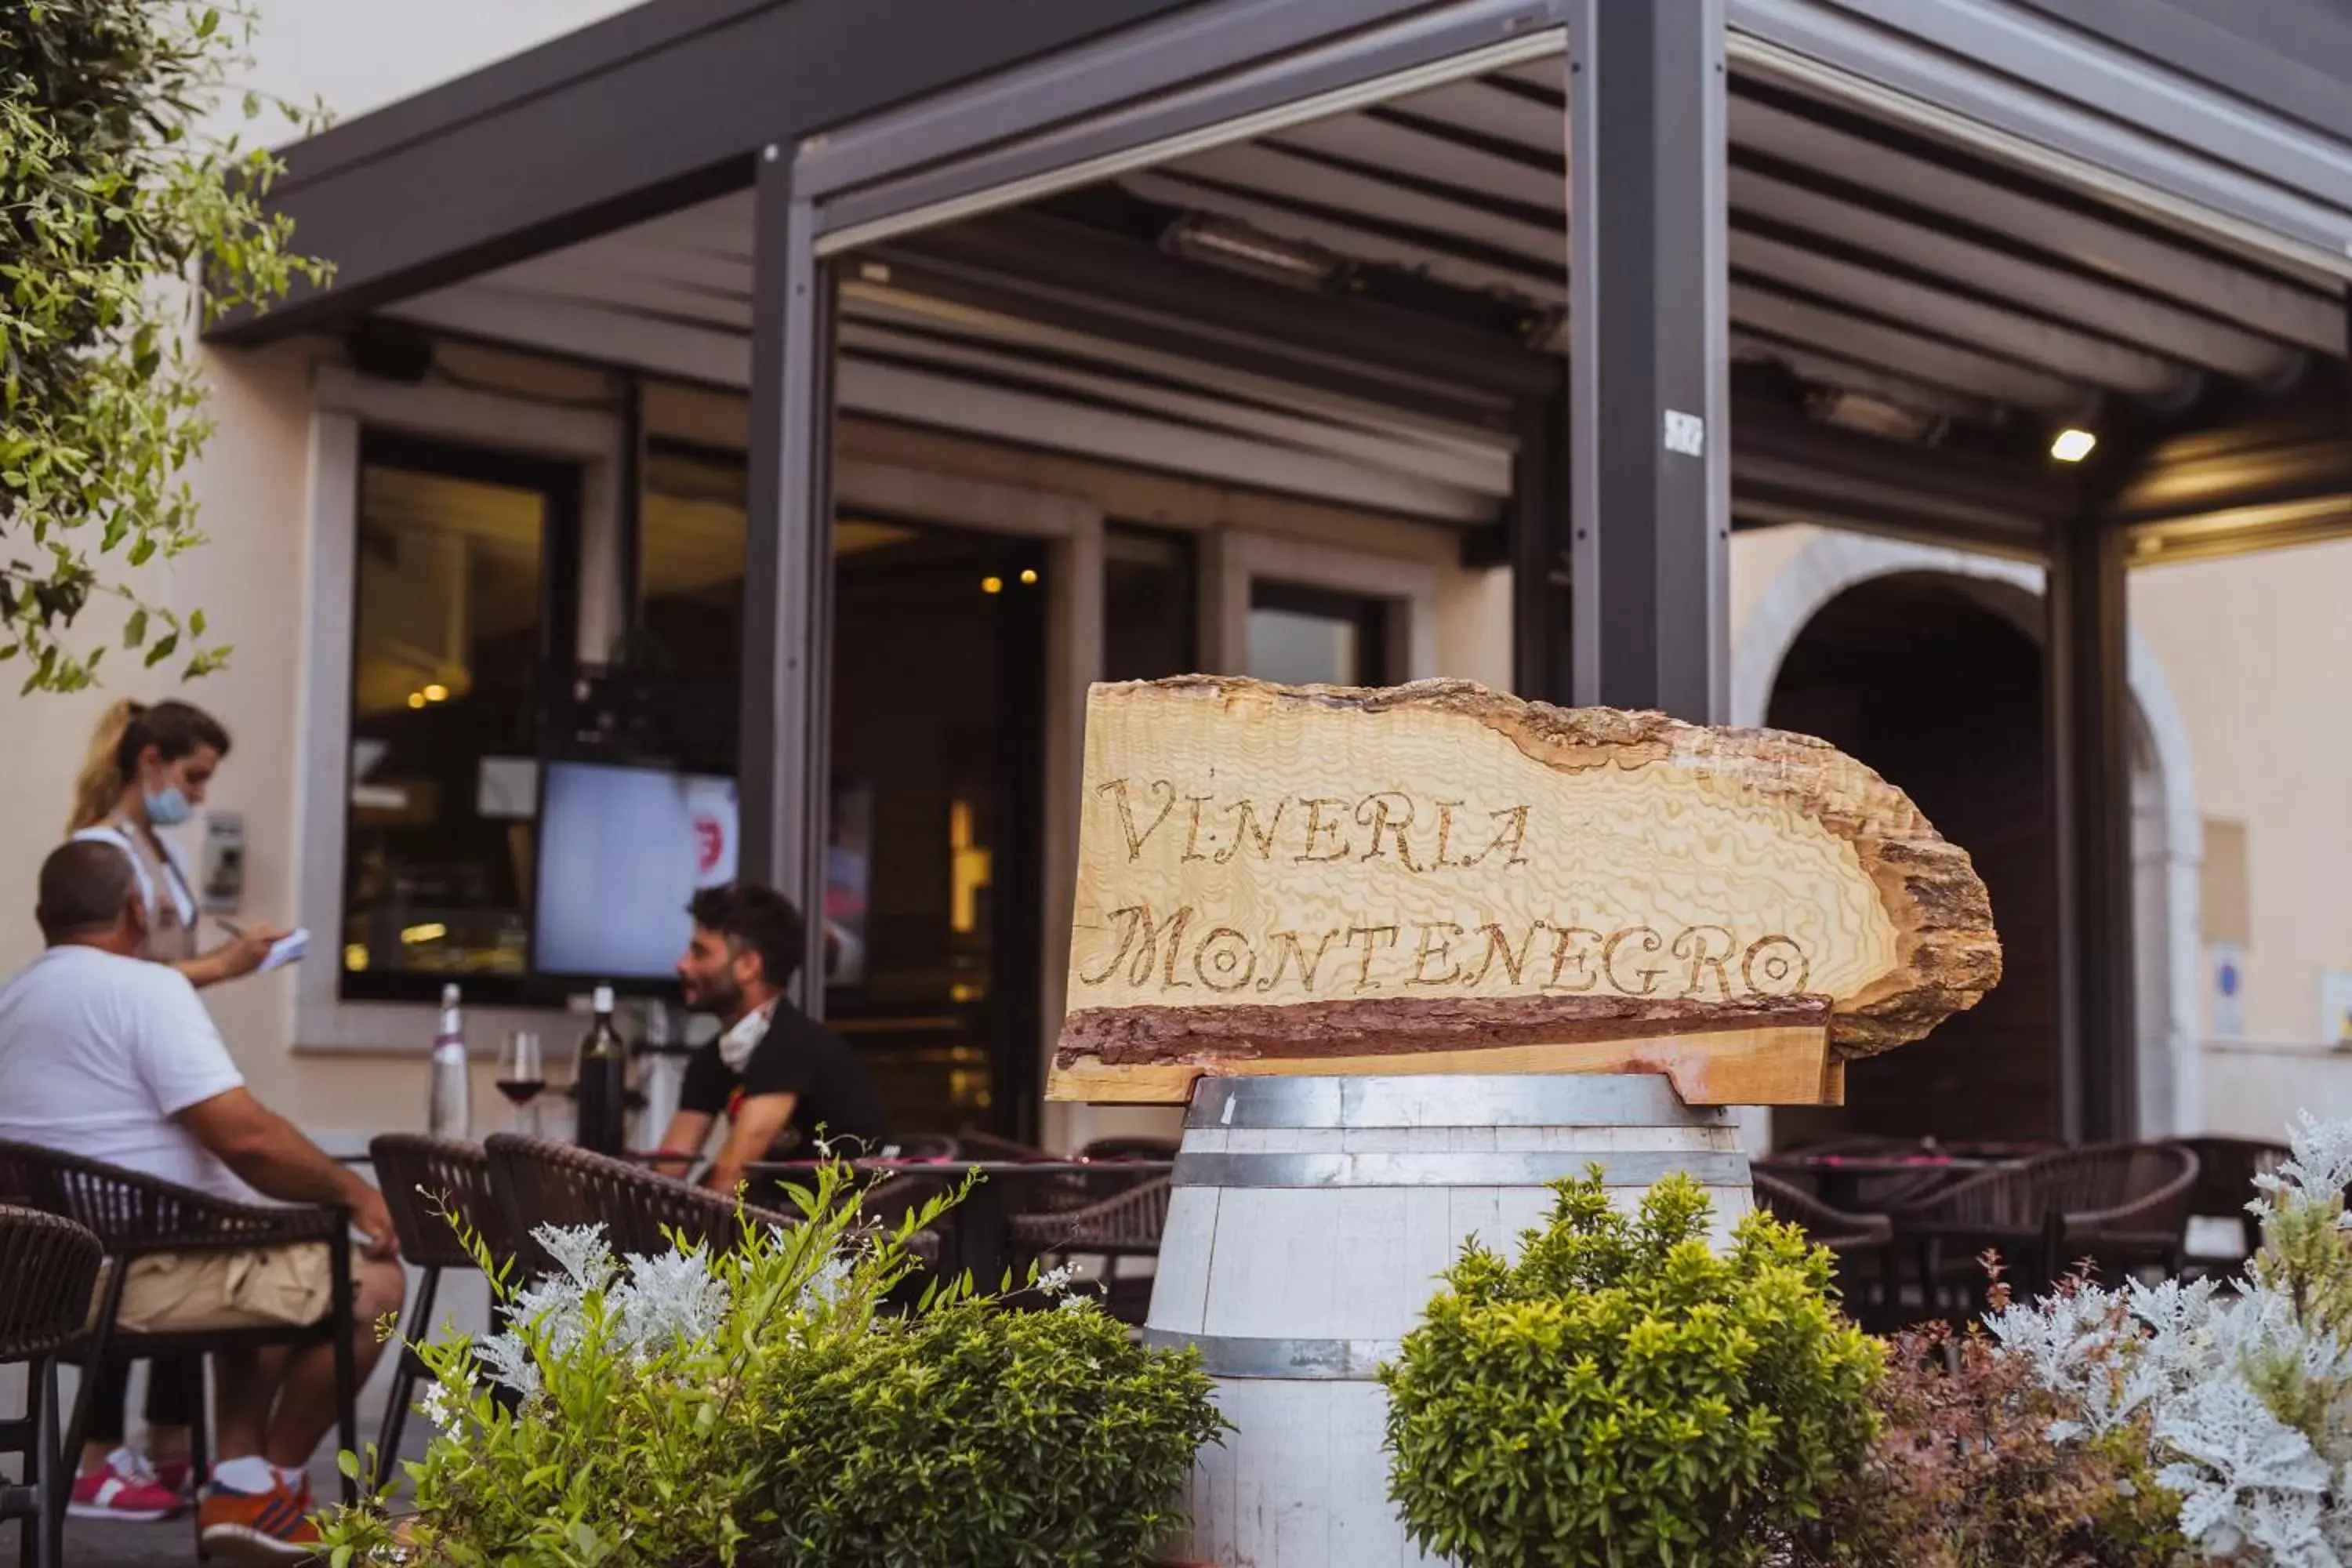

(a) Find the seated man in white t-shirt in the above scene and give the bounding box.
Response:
[0,841,404,1565]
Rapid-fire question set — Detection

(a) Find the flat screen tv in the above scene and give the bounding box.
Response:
[534,761,739,981]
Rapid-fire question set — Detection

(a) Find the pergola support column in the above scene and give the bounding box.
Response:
[739,147,838,1005]
[1566,0,1730,720]
[2047,512,2139,1141]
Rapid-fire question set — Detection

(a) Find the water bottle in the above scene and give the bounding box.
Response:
[636,998,689,1149]
[428,982,471,1138]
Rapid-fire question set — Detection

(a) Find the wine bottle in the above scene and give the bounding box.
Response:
[428,982,470,1139]
[575,984,629,1156]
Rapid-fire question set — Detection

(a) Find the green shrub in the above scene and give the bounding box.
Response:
[753,1295,1225,1566]
[1380,1170,1884,1568]
[314,1165,1222,1568]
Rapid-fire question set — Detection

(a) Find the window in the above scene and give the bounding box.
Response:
[637,440,747,696]
[340,433,579,1001]
[1248,579,1392,685]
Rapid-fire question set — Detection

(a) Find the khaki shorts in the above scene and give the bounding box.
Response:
[93,1246,349,1335]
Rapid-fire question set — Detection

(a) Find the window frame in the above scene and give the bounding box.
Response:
[338,430,588,1007]
[297,366,625,1053]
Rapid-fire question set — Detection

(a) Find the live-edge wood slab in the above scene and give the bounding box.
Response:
[1050,677,1998,1105]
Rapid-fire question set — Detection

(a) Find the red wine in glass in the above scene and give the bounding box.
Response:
[499,1031,546,1131]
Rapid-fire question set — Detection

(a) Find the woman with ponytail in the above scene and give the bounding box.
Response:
[61,699,291,1521]
[67,699,287,986]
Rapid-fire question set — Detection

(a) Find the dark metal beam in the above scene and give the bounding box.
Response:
[1733,397,2067,554]
[874,212,1556,426]
[2046,504,2137,1142]
[1568,0,1730,720]
[738,150,837,1007]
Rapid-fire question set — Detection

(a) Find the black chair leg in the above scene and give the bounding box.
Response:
[33,1356,60,1568]
[372,1265,439,1493]
[372,1357,416,1496]
[60,1264,128,1505]
[189,1356,210,1492]
[332,1245,358,1508]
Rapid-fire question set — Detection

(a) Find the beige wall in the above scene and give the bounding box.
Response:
[2134,541,2352,1134]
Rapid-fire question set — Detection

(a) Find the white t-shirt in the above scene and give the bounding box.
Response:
[0,945,258,1203]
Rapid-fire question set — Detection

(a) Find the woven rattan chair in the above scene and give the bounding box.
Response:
[1006,1176,1171,1325]
[366,1134,517,1488]
[2176,1135,2290,1268]
[0,1207,101,1568]
[0,1140,361,1512]
[1753,1171,1895,1253]
[485,1134,795,1275]
[1893,1140,2200,1315]
[1754,1172,1897,1330]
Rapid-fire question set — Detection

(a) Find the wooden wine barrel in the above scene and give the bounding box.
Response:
[1143,1074,1753,1568]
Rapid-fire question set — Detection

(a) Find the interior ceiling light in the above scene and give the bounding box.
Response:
[1806,387,1947,447]
[2051,427,2098,463]
[1161,214,1337,289]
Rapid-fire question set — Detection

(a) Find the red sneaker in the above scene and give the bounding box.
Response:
[197,1476,322,1565]
[153,1455,194,1497]
[67,1448,185,1521]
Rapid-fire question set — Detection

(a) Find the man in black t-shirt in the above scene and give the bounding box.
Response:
[655,883,887,1195]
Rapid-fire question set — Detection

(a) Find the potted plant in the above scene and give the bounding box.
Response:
[1380,1169,1885,1568]
[317,1167,1224,1566]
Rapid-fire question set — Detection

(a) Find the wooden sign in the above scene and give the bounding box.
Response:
[1048,677,1999,1105]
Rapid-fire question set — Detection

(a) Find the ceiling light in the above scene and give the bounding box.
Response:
[423,682,449,702]
[1161,215,1336,289]
[406,692,426,710]
[2051,427,2097,463]
[1807,388,1946,446]
[982,575,1003,595]
[1019,568,1038,585]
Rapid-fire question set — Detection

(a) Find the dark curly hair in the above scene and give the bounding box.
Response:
[685,882,807,986]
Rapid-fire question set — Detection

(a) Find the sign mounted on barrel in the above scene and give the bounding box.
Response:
[1049,677,2000,1105]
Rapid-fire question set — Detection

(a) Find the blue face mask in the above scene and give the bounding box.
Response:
[143,786,193,827]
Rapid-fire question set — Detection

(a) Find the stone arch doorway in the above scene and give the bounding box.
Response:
[1734,533,2201,1146]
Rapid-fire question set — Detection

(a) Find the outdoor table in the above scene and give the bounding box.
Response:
[746,1158,1176,1288]
[1762,1150,2013,1215]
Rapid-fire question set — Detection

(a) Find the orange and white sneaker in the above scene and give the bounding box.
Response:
[196,1475,323,1565]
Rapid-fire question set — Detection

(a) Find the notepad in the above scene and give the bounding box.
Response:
[256,929,309,975]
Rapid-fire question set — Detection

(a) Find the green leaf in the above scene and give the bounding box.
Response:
[143,631,177,667]
[124,607,147,648]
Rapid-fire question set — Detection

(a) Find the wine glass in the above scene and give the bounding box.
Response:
[497,1031,546,1134]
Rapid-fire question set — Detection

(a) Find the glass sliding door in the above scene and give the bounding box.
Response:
[828,521,1048,1137]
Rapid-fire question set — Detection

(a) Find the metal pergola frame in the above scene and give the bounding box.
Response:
[220,0,2352,1144]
